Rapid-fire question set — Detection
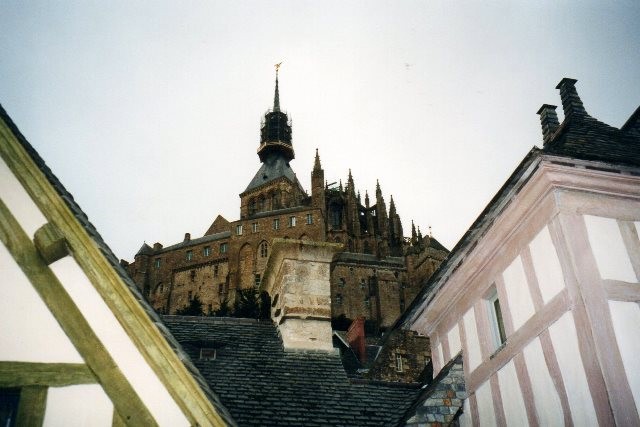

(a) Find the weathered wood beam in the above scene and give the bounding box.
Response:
[0,362,95,387]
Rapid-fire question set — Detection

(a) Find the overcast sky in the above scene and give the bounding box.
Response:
[1,1,639,260]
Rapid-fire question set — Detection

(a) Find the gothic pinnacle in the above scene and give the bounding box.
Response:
[313,148,322,170]
[389,195,396,215]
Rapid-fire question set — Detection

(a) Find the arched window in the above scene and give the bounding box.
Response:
[260,241,269,258]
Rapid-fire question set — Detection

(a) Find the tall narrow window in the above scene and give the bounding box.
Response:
[260,242,268,258]
[273,218,280,230]
[395,354,404,372]
[252,223,258,233]
[236,224,243,235]
[220,243,228,254]
[306,213,313,224]
[288,216,296,227]
[186,250,193,261]
[487,287,507,348]
[203,246,211,256]
[154,258,161,268]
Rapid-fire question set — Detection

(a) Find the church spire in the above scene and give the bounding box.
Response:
[273,62,281,112]
[258,63,293,162]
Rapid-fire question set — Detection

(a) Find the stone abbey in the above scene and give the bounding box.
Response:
[122,72,448,329]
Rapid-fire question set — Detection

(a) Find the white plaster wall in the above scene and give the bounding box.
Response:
[435,341,444,375]
[528,225,565,304]
[497,360,528,426]
[475,379,496,426]
[463,307,482,372]
[459,398,472,427]
[448,323,462,359]
[608,300,640,411]
[50,257,188,426]
[0,241,83,363]
[0,157,47,237]
[522,337,563,426]
[502,256,535,330]
[43,384,113,427]
[584,215,637,283]
[548,311,597,426]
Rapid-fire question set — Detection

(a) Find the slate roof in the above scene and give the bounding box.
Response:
[334,252,405,268]
[163,315,421,427]
[0,104,236,426]
[545,110,640,167]
[156,230,231,253]
[244,152,303,194]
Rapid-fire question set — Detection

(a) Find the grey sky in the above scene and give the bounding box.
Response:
[1,1,639,260]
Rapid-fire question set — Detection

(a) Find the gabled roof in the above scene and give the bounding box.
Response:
[0,104,235,426]
[164,315,420,427]
[394,80,640,330]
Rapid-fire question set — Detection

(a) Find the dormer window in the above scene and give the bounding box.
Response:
[200,348,216,361]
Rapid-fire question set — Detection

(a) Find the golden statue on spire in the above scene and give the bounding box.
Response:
[275,62,283,75]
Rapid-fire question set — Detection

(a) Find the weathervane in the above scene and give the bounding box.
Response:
[275,61,283,76]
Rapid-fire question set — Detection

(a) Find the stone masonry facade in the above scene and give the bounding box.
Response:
[122,76,448,330]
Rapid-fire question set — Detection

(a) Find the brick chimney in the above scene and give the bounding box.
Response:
[184,233,191,242]
[261,239,342,352]
[556,78,587,119]
[346,317,367,363]
[536,104,560,145]
[153,242,163,251]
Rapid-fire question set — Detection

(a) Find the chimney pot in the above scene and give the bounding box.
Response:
[536,104,560,145]
[184,233,191,242]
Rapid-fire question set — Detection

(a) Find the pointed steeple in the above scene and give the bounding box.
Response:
[417,226,423,242]
[375,179,381,197]
[411,221,417,244]
[257,63,293,162]
[365,191,370,207]
[389,195,396,216]
[313,148,322,171]
[273,66,281,112]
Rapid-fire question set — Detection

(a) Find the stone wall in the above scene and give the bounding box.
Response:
[367,329,431,383]
[403,354,466,426]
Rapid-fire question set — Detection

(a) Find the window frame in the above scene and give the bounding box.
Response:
[486,287,507,350]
